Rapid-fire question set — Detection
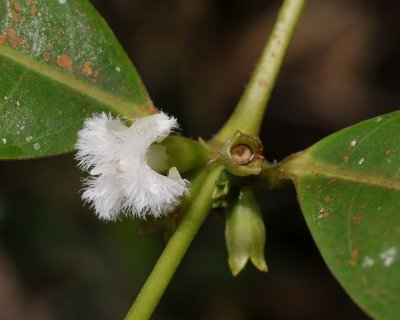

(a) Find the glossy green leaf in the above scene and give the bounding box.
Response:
[0,0,155,159]
[283,110,400,319]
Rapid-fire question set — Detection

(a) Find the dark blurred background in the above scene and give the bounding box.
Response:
[2,0,400,319]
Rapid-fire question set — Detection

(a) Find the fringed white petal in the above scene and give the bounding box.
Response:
[75,112,189,220]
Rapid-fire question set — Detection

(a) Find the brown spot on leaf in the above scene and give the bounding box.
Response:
[57,110,63,116]
[6,29,21,48]
[306,184,311,189]
[385,149,396,155]
[351,215,362,224]
[343,155,349,162]
[321,211,330,219]
[31,4,38,16]
[324,195,332,202]
[43,51,52,62]
[57,54,72,70]
[327,178,337,184]
[93,70,100,79]
[349,249,359,266]
[7,29,16,38]
[10,37,20,47]
[14,1,22,12]
[11,9,19,22]
[74,8,87,17]
[81,61,93,77]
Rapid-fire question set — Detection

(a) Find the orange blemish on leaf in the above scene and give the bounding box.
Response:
[0,35,6,44]
[31,4,38,16]
[43,51,52,62]
[324,195,332,202]
[93,70,101,79]
[10,37,20,47]
[343,155,349,162]
[351,215,362,223]
[349,248,359,266]
[7,29,21,48]
[74,8,87,17]
[7,29,16,38]
[306,184,311,189]
[321,211,330,219]
[14,1,22,12]
[82,61,93,77]
[11,9,19,22]
[57,54,72,70]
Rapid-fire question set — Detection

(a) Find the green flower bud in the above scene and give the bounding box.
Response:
[210,130,264,176]
[225,188,268,276]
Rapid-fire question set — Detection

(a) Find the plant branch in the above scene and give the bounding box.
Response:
[212,0,307,144]
[124,166,223,320]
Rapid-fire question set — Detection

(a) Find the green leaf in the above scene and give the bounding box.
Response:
[282,111,400,319]
[0,0,154,159]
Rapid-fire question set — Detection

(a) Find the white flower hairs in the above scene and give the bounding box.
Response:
[75,112,189,220]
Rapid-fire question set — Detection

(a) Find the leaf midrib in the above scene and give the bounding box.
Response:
[284,158,400,190]
[0,44,154,118]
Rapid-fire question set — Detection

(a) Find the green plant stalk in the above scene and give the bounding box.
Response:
[211,0,307,144]
[124,166,223,320]
[125,1,308,318]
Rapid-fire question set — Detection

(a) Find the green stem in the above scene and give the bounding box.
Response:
[124,166,223,320]
[242,160,290,189]
[211,0,307,144]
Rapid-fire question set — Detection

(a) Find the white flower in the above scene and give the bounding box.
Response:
[75,112,189,220]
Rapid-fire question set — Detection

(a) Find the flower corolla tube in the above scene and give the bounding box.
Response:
[75,112,189,220]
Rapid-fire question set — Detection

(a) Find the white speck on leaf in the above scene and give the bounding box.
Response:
[26,136,33,142]
[380,247,397,267]
[376,116,382,122]
[362,256,375,268]
[4,96,8,100]
[358,158,364,165]
[115,66,121,72]
[59,0,67,4]
[2,138,6,144]
[387,159,392,163]
[350,139,357,147]
[33,143,40,151]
